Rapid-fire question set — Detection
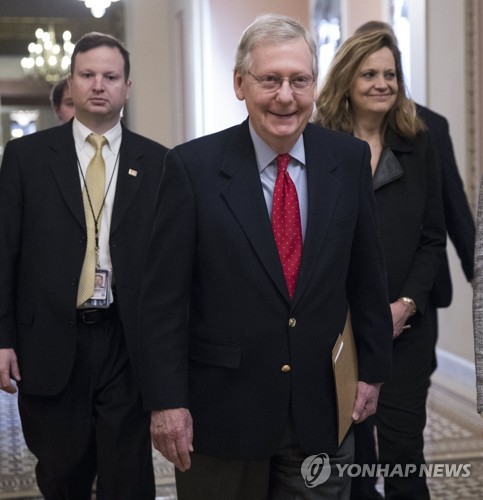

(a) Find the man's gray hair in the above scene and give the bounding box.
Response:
[235,13,318,77]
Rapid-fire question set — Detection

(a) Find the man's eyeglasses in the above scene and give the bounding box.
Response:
[247,72,315,94]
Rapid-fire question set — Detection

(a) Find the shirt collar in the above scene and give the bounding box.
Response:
[73,118,122,155]
[248,120,306,173]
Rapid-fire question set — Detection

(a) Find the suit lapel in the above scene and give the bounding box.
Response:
[220,122,289,300]
[48,123,86,230]
[110,127,144,235]
[292,124,341,305]
[219,122,343,304]
[48,124,144,236]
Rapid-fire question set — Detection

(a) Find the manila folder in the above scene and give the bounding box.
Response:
[332,312,358,446]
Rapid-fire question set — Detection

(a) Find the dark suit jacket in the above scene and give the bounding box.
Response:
[417,105,475,307]
[139,120,393,459]
[0,121,167,395]
[373,131,446,317]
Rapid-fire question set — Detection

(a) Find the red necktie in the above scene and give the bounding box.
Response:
[271,153,303,299]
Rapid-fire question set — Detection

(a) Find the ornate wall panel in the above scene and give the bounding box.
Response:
[466,0,483,213]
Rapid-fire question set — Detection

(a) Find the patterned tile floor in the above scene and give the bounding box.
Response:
[422,382,483,499]
[1,380,482,499]
[0,389,176,500]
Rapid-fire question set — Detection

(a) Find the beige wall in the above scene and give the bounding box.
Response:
[124,0,174,146]
[209,0,309,44]
[343,0,387,37]
[125,0,309,146]
[427,0,474,366]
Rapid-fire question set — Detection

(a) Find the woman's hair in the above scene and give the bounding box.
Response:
[354,20,395,37]
[234,13,318,77]
[313,30,425,141]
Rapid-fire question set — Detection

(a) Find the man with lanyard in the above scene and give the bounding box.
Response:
[0,32,167,499]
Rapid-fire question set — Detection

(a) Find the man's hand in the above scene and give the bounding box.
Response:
[151,407,193,471]
[352,381,382,423]
[0,348,21,394]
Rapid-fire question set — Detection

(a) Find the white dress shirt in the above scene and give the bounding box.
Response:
[73,118,122,299]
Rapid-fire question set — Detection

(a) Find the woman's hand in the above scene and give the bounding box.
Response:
[390,300,415,338]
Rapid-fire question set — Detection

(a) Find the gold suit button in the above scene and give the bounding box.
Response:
[281,364,291,373]
[288,318,296,328]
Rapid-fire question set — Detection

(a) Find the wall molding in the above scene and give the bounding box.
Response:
[466,0,482,214]
[433,347,476,401]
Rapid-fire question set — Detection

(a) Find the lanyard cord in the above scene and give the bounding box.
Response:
[77,147,121,248]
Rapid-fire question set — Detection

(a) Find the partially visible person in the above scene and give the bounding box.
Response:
[314,30,446,500]
[139,13,393,500]
[50,76,75,123]
[348,20,476,500]
[0,32,168,499]
[473,181,483,417]
[416,105,475,294]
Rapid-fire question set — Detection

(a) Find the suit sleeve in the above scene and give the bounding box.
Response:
[399,134,447,315]
[419,107,475,281]
[347,143,393,384]
[0,140,22,349]
[138,148,196,411]
[433,116,475,281]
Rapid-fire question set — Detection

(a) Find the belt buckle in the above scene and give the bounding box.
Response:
[79,308,99,325]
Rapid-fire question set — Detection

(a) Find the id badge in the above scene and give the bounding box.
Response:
[85,268,112,308]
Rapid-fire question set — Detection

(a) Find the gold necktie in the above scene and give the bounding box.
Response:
[77,134,108,307]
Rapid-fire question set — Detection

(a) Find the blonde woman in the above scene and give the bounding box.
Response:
[314,30,446,499]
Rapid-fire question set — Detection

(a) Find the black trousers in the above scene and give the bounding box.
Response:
[18,310,155,500]
[350,416,382,500]
[351,308,438,500]
[376,310,437,500]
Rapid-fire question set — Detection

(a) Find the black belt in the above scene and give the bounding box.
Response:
[76,307,113,325]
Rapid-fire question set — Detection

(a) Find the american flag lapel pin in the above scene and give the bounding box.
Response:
[128,169,138,177]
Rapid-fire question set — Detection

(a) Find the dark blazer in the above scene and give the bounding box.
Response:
[139,120,393,459]
[417,105,475,307]
[0,121,167,395]
[373,130,446,316]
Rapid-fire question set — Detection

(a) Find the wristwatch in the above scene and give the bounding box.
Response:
[398,296,417,316]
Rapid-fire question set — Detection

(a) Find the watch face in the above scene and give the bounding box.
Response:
[398,297,416,314]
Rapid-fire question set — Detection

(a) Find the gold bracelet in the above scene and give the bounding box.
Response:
[398,297,417,315]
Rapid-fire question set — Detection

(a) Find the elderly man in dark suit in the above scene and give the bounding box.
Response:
[0,33,167,499]
[139,14,393,500]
